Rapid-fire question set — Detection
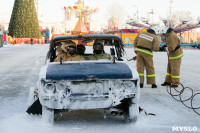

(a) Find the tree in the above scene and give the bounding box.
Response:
[8,0,41,38]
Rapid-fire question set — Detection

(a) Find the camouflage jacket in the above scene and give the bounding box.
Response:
[87,53,111,60]
[54,53,85,62]
[64,53,85,61]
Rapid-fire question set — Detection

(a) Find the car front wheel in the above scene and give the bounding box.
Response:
[42,106,54,124]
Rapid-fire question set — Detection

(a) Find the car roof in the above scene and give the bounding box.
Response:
[52,34,122,42]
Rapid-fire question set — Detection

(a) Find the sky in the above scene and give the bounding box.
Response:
[0,0,200,29]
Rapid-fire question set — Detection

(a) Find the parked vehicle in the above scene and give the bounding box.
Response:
[27,35,140,123]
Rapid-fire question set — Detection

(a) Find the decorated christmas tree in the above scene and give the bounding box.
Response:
[8,0,41,38]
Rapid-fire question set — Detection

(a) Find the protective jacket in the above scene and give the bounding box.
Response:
[164,29,183,85]
[87,53,111,60]
[54,53,67,62]
[133,29,160,85]
[63,53,85,61]
[134,30,160,55]
[165,30,183,59]
[53,45,68,62]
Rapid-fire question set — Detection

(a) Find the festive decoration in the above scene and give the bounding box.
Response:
[126,15,200,34]
[63,4,99,18]
[63,0,99,34]
[8,0,41,38]
[12,38,45,44]
[73,18,88,33]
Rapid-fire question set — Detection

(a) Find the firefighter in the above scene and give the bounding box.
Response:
[160,26,183,87]
[87,40,111,60]
[53,41,68,62]
[54,40,85,62]
[134,26,160,88]
[64,41,85,61]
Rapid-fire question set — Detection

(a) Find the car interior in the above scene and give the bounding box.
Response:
[47,37,124,62]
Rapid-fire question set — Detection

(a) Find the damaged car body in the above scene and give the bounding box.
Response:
[27,35,140,123]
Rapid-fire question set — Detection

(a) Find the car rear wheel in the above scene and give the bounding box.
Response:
[123,98,139,123]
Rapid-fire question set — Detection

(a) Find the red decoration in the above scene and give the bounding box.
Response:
[73,6,77,9]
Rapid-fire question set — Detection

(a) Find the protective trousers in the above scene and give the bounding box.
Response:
[165,58,181,85]
[136,52,156,84]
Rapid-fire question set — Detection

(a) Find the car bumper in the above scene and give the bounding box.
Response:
[40,93,137,110]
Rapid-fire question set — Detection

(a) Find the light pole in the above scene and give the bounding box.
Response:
[132,5,139,20]
[149,9,154,23]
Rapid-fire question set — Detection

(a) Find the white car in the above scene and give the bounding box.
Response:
[27,35,140,123]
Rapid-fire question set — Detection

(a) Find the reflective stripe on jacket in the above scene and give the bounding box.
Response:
[135,48,153,56]
[166,73,180,78]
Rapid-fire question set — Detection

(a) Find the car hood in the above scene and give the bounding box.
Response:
[45,61,133,80]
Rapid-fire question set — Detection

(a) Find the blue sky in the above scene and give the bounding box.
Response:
[0,0,199,27]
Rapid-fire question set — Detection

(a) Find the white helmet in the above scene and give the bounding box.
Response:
[160,26,169,34]
[150,26,160,35]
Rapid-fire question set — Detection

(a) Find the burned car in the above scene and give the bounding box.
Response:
[27,35,140,123]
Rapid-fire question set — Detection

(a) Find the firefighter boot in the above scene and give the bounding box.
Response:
[140,83,143,88]
[170,84,178,88]
[161,82,171,86]
[152,84,157,88]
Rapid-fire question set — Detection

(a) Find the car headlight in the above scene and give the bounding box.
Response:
[44,83,55,93]
[123,81,134,89]
[57,81,66,93]
[113,80,122,89]
[40,80,45,87]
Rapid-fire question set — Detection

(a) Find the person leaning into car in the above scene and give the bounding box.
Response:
[54,40,85,62]
[134,26,160,88]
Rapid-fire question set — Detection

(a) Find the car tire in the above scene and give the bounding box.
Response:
[42,106,54,124]
[123,98,139,123]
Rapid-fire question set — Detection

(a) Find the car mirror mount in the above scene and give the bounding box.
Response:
[59,56,63,65]
[110,48,116,64]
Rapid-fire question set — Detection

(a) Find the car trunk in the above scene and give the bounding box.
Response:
[46,61,132,80]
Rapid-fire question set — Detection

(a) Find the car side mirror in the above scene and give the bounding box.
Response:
[110,48,115,64]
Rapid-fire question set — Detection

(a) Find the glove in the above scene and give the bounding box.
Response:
[128,56,137,61]
[159,45,167,52]
[133,56,137,60]
[159,46,165,51]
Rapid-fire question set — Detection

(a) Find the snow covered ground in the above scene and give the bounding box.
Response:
[0,44,199,133]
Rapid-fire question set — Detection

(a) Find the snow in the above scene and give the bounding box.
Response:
[0,44,200,133]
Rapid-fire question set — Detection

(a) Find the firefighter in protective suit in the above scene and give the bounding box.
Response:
[160,26,183,87]
[54,40,85,62]
[87,40,111,60]
[64,41,85,61]
[53,41,68,62]
[134,26,160,88]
